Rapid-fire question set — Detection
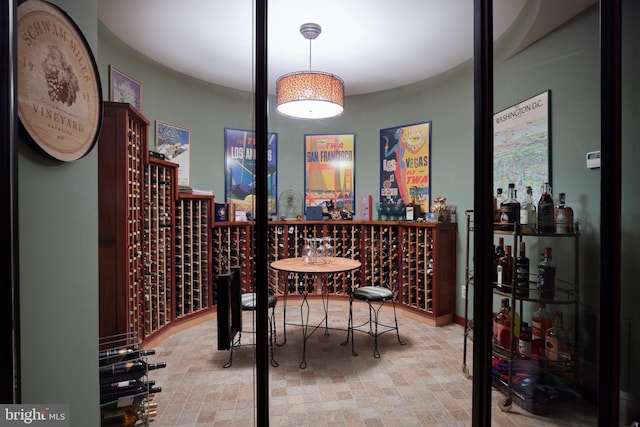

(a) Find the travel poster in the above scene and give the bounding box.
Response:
[380,122,432,213]
[224,128,278,216]
[304,134,356,213]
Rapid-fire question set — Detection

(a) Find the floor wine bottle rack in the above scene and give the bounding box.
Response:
[213,220,456,325]
[143,158,178,336]
[174,195,214,318]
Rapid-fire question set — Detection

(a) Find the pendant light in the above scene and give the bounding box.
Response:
[276,23,344,119]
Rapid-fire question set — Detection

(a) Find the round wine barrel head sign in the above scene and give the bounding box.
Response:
[17,0,103,162]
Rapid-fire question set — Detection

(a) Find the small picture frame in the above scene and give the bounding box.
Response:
[109,65,142,111]
[155,120,191,188]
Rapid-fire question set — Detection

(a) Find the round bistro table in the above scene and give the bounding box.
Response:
[270,256,361,368]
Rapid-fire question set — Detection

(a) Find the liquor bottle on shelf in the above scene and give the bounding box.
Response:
[520,185,537,234]
[531,303,553,357]
[554,192,574,234]
[494,188,505,223]
[493,298,512,349]
[545,310,571,361]
[497,245,513,293]
[518,321,532,358]
[493,237,505,287]
[537,247,556,300]
[499,183,520,230]
[515,241,530,298]
[537,182,555,233]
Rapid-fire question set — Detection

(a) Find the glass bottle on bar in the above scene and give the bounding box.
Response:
[499,183,520,231]
[493,298,512,349]
[554,192,574,234]
[493,237,505,288]
[520,185,537,234]
[494,187,504,223]
[545,310,571,361]
[537,247,556,300]
[515,241,530,298]
[497,245,513,293]
[537,182,555,233]
[531,303,553,357]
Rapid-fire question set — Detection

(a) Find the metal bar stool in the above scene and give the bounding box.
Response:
[342,285,406,358]
[223,292,279,368]
[217,267,279,368]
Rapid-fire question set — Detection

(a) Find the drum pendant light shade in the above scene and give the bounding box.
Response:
[276,23,345,119]
[276,71,344,119]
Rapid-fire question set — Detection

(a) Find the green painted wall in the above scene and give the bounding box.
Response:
[18,0,100,425]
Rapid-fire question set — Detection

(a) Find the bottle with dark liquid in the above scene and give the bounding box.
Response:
[518,322,532,358]
[537,247,556,300]
[497,245,513,293]
[537,182,555,233]
[493,237,505,287]
[494,188,504,223]
[499,183,520,230]
[515,241,530,298]
[99,360,167,384]
[99,348,156,366]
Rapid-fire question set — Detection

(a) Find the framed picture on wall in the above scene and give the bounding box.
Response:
[493,90,551,203]
[224,128,278,216]
[304,133,356,214]
[109,65,142,111]
[379,121,432,215]
[155,120,191,187]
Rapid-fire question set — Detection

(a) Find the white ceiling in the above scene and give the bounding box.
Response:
[97,1,594,96]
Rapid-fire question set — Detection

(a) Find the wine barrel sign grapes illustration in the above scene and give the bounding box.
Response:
[17,0,102,162]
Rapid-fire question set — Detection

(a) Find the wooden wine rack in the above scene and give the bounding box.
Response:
[98,102,149,346]
[174,195,214,317]
[213,221,456,325]
[99,102,217,347]
[143,158,178,336]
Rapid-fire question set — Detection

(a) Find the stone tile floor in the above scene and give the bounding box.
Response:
[145,298,597,426]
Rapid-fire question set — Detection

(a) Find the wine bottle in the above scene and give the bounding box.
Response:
[101,383,161,406]
[101,403,158,426]
[100,379,155,393]
[99,348,156,366]
[515,241,530,298]
[99,360,167,384]
[537,182,555,233]
[545,311,571,361]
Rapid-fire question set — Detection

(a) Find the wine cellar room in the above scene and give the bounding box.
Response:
[3,0,639,426]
